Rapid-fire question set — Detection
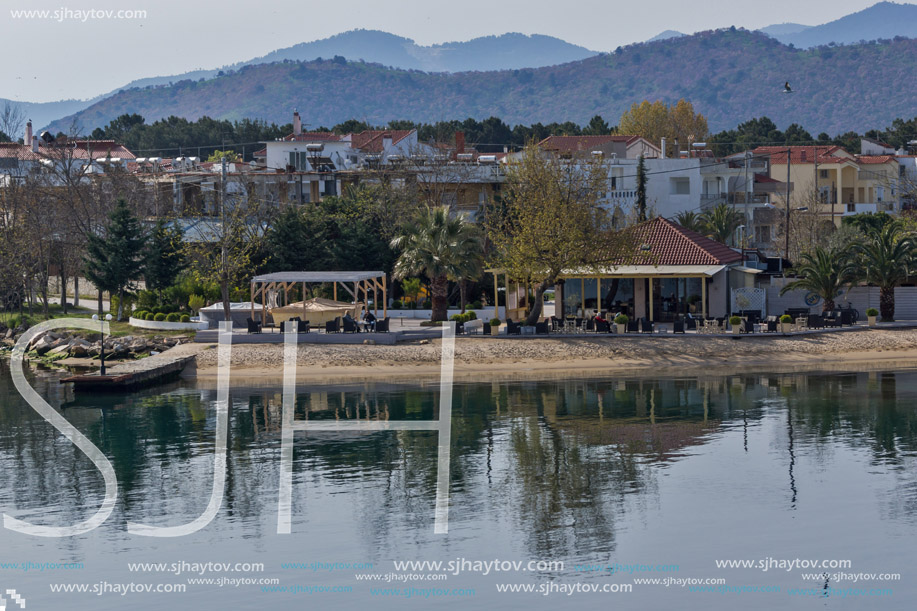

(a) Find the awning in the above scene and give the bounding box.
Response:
[731,265,763,275]
[562,265,726,278]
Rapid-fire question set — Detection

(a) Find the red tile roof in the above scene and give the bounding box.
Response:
[613,217,743,266]
[538,135,641,153]
[349,130,414,153]
[0,140,136,161]
[752,145,852,165]
[856,155,896,164]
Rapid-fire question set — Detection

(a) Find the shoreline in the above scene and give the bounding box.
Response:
[185,328,917,386]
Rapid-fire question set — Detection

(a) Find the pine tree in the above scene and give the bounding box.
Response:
[636,155,648,222]
[83,199,147,320]
[145,219,185,303]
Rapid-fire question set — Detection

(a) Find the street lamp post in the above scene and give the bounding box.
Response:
[92,313,113,375]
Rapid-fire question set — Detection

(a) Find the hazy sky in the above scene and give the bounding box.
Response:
[0,0,905,102]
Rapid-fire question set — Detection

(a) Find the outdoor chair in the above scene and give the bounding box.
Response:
[551,317,564,332]
[640,318,654,334]
[673,319,685,334]
[626,320,639,333]
[595,320,610,333]
[262,313,276,333]
[246,317,261,334]
[375,317,390,333]
[293,318,311,333]
[765,316,779,333]
[535,321,550,335]
[343,317,360,333]
[685,316,697,331]
[504,318,522,335]
[325,317,342,333]
[574,317,584,332]
[839,310,855,326]
[585,318,595,332]
[807,315,824,329]
[740,319,753,334]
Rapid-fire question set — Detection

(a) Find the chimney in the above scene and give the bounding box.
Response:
[660,137,666,159]
[293,110,302,136]
[25,120,32,146]
[31,136,39,153]
[382,132,393,151]
[455,131,465,155]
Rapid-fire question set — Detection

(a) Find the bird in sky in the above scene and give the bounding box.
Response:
[783,81,793,93]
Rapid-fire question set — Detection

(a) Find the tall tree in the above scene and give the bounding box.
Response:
[701,203,744,245]
[619,99,708,152]
[852,221,915,321]
[780,246,856,311]
[635,156,648,222]
[391,206,482,322]
[145,219,186,302]
[83,199,147,320]
[487,144,620,325]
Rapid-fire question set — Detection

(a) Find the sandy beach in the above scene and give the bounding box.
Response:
[187,327,917,384]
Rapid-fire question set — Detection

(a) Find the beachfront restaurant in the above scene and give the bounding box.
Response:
[558,218,756,322]
[492,217,759,323]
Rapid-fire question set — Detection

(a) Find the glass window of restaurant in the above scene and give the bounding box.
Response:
[651,277,704,321]
[601,278,634,318]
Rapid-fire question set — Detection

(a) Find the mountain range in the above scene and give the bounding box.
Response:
[45,28,917,136]
[9,1,917,133]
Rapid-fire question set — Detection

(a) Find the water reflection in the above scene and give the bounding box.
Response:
[2,362,917,608]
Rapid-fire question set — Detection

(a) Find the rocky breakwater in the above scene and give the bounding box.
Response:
[0,324,191,362]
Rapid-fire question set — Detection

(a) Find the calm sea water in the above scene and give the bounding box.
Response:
[1,359,917,610]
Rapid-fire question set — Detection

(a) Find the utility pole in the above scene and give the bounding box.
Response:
[221,156,229,322]
[784,147,791,272]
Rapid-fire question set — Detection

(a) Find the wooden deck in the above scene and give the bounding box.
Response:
[60,346,199,391]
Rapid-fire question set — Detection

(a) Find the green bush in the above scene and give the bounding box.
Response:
[614,314,629,324]
[490,318,501,327]
[132,310,147,320]
[866,308,879,317]
[450,313,463,322]
[780,314,793,323]
[390,300,402,310]
[469,301,482,310]
[145,312,156,321]
[135,290,158,311]
[180,314,191,323]
[729,316,742,326]
[110,294,133,316]
[154,313,167,322]
[465,311,477,321]
[166,313,181,322]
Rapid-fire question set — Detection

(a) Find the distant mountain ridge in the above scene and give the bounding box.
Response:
[763,1,917,47]
[46,29,917,137]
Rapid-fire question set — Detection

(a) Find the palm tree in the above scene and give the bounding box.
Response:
[780,246,856,312]
[700,203,743,245]
[852,221,915,321]
[390,207,483,322]
[674,210,705,234]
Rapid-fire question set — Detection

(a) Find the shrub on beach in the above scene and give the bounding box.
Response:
[154,313,167,322]
[166,313,181,322]
[180,315,191,323]
[145,312,156,321]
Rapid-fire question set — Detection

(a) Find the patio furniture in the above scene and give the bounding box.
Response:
[505,319,522,335]
[740,319,753,334]
[785,308,810,321]
[640,318,654,334]
[585,318,595,332]
[765,316,779,333]
[535,321,551,335]
[343,317,360,333]
[595,320,611,333]
[325,317,342,333]
[465,319,485,335]
[246,317,261,334]
[262,313,276,333]
[806,315,823,329]
[673,319,685,334]
[627,320,639,333]
[839,309,855,326]
[551,317,565,333]
[375,317,390,333]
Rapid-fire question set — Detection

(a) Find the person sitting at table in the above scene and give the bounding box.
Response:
[343,312,360,332]
[363,310,376,332]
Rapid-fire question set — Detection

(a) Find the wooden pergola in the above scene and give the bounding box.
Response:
[250,271,387,326]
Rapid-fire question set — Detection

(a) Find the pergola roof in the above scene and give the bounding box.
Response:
[252,271,385,283]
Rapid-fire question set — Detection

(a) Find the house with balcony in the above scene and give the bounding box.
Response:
[752,145,900,224]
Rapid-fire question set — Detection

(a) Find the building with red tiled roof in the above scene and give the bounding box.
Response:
[547,217,755,323]
[347,130,414,154]
[537,134,661,160]
[752,145,900,222]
